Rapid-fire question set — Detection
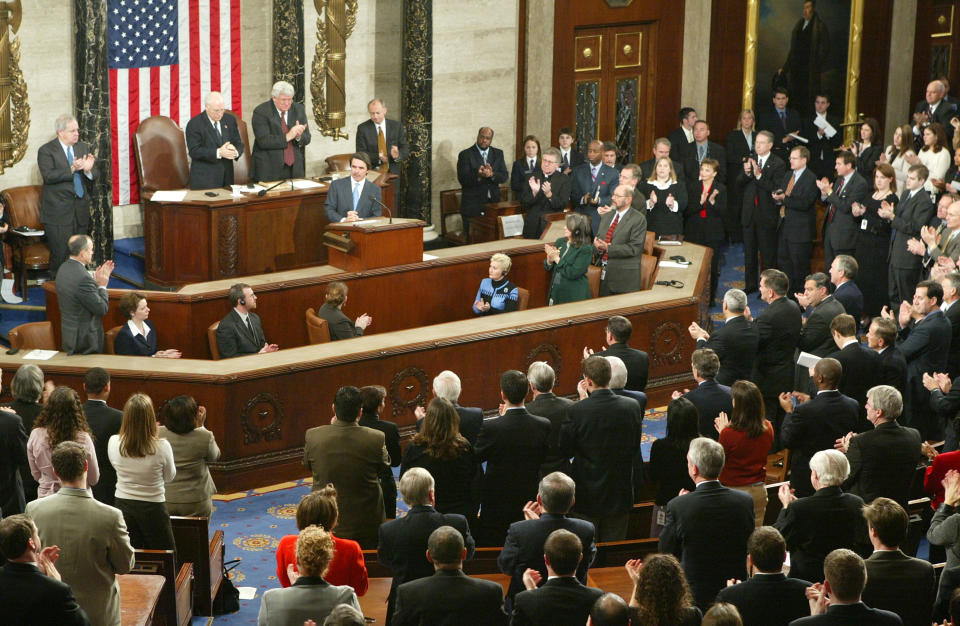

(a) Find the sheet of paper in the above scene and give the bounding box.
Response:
[237,586,258,600]
[13,228,44,237]
[241,184,266,193]
[813,116,838,138]
[787,133,809,144]
[500,214,525,238]
[23,349,57,360]
[150,190,188,202]
[422,253,439,261]
[658,261,691,269]
[656,239,683,246]
[291,179,323,189]
[796,351,821,368]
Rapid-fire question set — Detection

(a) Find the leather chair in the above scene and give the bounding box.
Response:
[324,153,354,174]
[439,189,467,245]
[586,265,601,299]
[304,308,331,344]
[225,111,252,185]
[104,325,122,355]
[640,254,658,290]
[207,321,221,360]
[516,288,530,311]
[9,321,56,351]
[1,185,49,297]
[644,231,655,256]
[134,115,190,200]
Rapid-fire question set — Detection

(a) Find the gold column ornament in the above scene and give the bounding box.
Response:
[843,0,864,144]
[742,0,758,110]
[310,0,357,140]
[0,0,27,173]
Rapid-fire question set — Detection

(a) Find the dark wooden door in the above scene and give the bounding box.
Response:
[913,1,960,102]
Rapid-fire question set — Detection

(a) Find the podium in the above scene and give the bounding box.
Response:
[323,218,426,272]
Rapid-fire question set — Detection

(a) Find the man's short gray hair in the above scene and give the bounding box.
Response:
[399,467,434,507]
[757,130,775,143]
[687,437,725,479]
[809,449,850,487]
[605,356,628,389]
[204,91,224,107]
[538,471,576,513]
[55,114,76,133]
[11,364,44,402]
[271,81,295,98]
[433,370,462,402]
[323,603,365,626]
[527,361,555,393]
[723,289,747,313]
[867,385,902,421]
[944,272,960,295]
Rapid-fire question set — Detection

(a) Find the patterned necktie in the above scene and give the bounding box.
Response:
[602,212,621,262]
[591,166,598,182]
[779,109,786,129]
[67,145,84,198]
[280,112,295,167]
[786,173,796,197]
[828,177,845,223]
[698,144,706,163]
[214,121,222,144]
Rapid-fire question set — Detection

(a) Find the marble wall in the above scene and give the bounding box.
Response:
[681,1,711,118]
[523,0,555,148]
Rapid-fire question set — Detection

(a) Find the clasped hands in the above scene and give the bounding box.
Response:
[477,163,494,179]
[687,321,709,341]
[880,301,919,327]
[285,121,307,142]
[778,391,810,413]
[815,177,833,196]
[93,260,115,288]
[528,177,552,198]
[942,469,960,507]
[71,153,95,174]
[218,141,240,160]
[543,243,561,264]
[851,201,866,217]
[923,371,953,394]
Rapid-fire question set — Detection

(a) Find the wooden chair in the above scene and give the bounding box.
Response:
[324,153,354,174]
[765,449,791,484]
[171,516,225,616]
[626,501,656,539]
[516,288,530,311]
[225,110,252,185]
[305,308,331,344]
[592,538,661,567]
[639,254,658,290]
[131,549,193,626]
[587,265,601,299]
[207,321,220,360]
[104,325,122,355]
[439,188,468,245]
[2,185,49,298]
[644,231,655,255]
[133,116,190,201]
[8,321,56,351]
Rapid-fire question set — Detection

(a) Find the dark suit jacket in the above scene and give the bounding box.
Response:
[378,505,476,624]
[55,258,109,355]
[597,342,649,391]
[900,310,952,427]
[684,379,733,440]
[82,399,123,507]
[315,302,363,341]
[595,207,647,293]
[185,110,243,189]
[659,481,755,609]
[781,168,820,244]
[757,105,802,159]
[697,315,758,385]
[739,152,787,228]
[525,392,573,476]
[862,549,935,626]
[915,98,959,148]
[498,513,596,603]
[890,189,936,269]
[944,302,960,378]
[782,390,858,497]
[324,176,383,223]
[682,140,727,186]
[562,389,643,517]
[38,138,94,226]
[879,346,909,393]
[394,569,507,626]
[715,572,812,626]
[250,100,311,181]
[724,128,757,180]
[0,408,26,516]
[843,420,923,508]
[831,342,882,430]
[475,408,551,535]
[790,603,903,625]
[510,159,542,196]
[803,114,843,179]
[558,148,584,173]
[753,296,803,397]
[832,281,863,330]
[799,296,846,357]
[215,309,266,358]
[569,162,618,212]
[520,170,570,239]
[359,410,401,518]
[456,144,509,217]
[668,127,694,162]
[774,486,868,584]
[415,403,483,445]
[356,118,409,173]
[683,179,727,246]
[113,320,158,357]
[511,577,603,626]
[0,561,91,626]
[822,171,870,252]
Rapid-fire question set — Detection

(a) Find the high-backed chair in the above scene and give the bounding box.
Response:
[2,185,49,297]
[587,265,601,299]
[225,111,252,185]
[324,153,354,174]
[439,189,467,245]
[9,321,56,351]
[305,308,331,344]
[640,254,658,290]
[644,231,655,256]
[134,116,190,200]
[516,288,530,311]
[104,325,122,355]
[207,322,221,360]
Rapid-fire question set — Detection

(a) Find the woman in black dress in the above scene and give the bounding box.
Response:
[647,397,698,538]
[850,117,882,181]
[639,156,687,238]
[853,162,898,319]
[510,135,541,197]
[400,397,478,519]
[684,158,727,303]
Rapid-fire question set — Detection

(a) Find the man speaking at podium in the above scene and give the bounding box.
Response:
[325,153,383,223]
[185,92,243,190]
[251,81,311,181]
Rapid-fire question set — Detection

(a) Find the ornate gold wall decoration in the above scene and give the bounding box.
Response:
[310,0,358,140]
[0,0,28,173]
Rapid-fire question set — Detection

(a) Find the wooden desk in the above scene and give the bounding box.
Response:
[587,566,633,599]
[119,573,164,626]
[470,200,523,243]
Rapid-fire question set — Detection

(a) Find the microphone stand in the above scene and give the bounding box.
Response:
[257,179,289,197]
[371,196,393,224]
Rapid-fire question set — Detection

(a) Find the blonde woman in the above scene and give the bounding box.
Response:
[638,156,686,238]
[472,253,519,314]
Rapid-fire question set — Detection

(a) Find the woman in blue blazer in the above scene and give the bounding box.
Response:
[113,292,181,358]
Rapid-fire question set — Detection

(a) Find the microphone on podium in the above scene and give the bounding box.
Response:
[257,179,289,197]
[371,196,393,224]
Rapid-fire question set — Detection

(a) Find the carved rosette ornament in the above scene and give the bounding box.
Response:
[650,321,684,367]
[524,343,562,377]
[241,392,284,444]
[310,0,358,140]
[0,0,28,173]
[389,366,430,417]
[218,214,239,277]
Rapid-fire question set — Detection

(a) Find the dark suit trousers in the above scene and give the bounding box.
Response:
[47,208,89,277]
[777,234,812,300]
[889,266,922,310]
[115,498,175,551]
[743,220,778,290]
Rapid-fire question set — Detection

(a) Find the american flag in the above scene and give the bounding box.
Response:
[108,0,242,205]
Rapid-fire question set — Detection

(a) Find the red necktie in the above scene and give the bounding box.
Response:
[828,176,845,223]
[280,112,295,167]
[602,213,620,262]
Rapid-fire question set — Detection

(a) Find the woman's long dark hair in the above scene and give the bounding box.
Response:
[665,397,699,452]
[730,380,766,438]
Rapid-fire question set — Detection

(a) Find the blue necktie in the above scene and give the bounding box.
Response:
[67,146,84,198]
[352,181,360,212]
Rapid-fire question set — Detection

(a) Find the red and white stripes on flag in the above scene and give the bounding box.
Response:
[108,0,242,205]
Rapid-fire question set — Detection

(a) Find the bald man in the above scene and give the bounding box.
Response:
[571,140,619,236]
[185,91,244,189]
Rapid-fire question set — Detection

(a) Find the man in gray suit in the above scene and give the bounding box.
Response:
[38,114,96,276]
[250,80,311,181]
[817,150,869,270]
[356,98,408,175]
[215,283,279,359]
[55,235,112,355]
[593,185,647,295]
[324,153,384,223]
[27,441,135,626]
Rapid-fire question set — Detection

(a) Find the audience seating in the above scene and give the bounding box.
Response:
[1,185,50,298]
[131,549,193,626]
[439,189,468,245]
[765,450,791,484]
[639,254,658,290]
[517,287,530,311]
[207,321,220,360]
[626,502,655,539]
[170,516,225,617]
[8,320,56,351]
[104,325,122,355]
[586,265,601,299]
[118,573,166,626]
[592,538,661,567]
[133,116,190,200]
[304,308,331,344]
[644,231,655,256]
